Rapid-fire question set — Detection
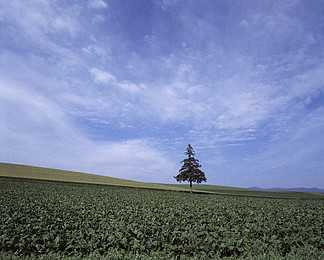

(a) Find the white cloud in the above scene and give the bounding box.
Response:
[1,1,80,40]
[88,0,108,9]
[253,107,324,186]
[116,81,146,93]
[82,44,108,57]
[0,80,80,145]
[290,64,324,98]
[1,1,50,39]
[1,0,324,188]
[90,68,116,84]
[154,0,178,10]
[0,80,176,183]
[88,53,324,150]
[51,15,78,36]
[85,139,176,182]
[89,68,146,93]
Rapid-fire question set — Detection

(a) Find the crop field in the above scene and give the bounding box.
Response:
[1,178,324,259]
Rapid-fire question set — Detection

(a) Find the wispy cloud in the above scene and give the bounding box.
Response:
[88,0,108,10]
[90,68,147,93]
[90,68,117,84]
[1,0,324,188]
[0,80,175,182]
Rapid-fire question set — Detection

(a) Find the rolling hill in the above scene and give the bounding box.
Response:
[0,162,189,192]
[1,162,323,199]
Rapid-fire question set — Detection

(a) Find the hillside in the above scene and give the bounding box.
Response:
[1,162,323,199]
[0,162,189,192]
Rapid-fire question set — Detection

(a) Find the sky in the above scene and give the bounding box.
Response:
[1,0,324,188]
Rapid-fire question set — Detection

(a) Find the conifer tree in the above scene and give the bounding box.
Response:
[174,144,206,193]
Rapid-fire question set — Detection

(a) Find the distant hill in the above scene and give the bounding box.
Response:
[166,184,324,199]
[249,187,324,194]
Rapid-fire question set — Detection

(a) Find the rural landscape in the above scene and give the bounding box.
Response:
[1,162,324,259]
[1,0,324,259]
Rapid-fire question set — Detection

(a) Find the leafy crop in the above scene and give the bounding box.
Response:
[1,178,323,259]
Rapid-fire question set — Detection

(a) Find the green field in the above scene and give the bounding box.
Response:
[1,178,323,259]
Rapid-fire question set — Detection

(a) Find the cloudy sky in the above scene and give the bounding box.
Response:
[1,0,324,188]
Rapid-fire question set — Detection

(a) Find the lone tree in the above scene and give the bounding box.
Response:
[174,144,207,193]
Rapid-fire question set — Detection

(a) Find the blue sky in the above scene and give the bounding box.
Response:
[1,0,324,188]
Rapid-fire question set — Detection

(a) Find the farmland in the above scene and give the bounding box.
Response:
[1,178,324,259]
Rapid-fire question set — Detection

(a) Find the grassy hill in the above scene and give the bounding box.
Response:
[0,162,190,192]
[1,162,323,199]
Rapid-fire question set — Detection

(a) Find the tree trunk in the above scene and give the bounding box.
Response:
[190,180,192,194]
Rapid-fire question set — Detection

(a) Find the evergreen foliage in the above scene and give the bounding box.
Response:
[174,144,206,193]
